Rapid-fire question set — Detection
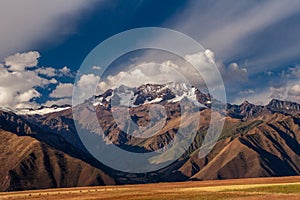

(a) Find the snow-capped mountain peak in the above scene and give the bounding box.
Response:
[93,82,211,108]
[14,105,71,115]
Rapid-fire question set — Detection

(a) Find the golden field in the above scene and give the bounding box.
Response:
[1,176,300,200]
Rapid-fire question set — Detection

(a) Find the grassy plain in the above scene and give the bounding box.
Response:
[1,176,300,200]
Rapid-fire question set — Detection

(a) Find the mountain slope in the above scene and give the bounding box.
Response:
[0,110,115,192]
[179,113,300,180]
[0,129,115,192]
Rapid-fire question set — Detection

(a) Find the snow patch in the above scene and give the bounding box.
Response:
[16,106,70,115]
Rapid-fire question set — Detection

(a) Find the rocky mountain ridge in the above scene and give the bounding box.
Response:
[1,83,300,191]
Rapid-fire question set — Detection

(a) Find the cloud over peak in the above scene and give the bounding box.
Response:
[50,83,73,98]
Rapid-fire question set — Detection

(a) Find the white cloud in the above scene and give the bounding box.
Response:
[45,98,72,107]
[92,66,101,70]
[78,74,100,88]
[271,66,300,103]
[219,62,248,83]
[268,82,300,104]
[184,50,214,66]
[96,61,195,93]
[4,51,40,71]
[35,66,73,77]
[16,89,41,102]
[73,74,100,105]
[0,69,52,108]
[183,50,247,91]
[59,66,73,77]
[36,67,57,77]
[50,83,73,98]
[288,84,300,96]
[269,87,288,100]
[0,51,72,109]
[203,49,215,62]
[94,50,245,97]
[0,49,246,108]
[0,87,11,106]
[49,78,58,84]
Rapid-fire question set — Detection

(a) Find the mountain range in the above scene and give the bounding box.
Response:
[1,82,300,191]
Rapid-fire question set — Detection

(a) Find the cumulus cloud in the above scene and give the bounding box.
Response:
[92,66,102,70]
[218,62,248,83]
[252,85,300,105]
[263,83,300,104]
[35,66,73,77]
[16,89,41,102]
[269,86,288,100]
[49,78,58,84]
[96,61,201,93]
[0,49,248,108]
[184,50,215,66]
[73,74,100,105]
[183,50,248,88]
[78,74,100,88]
[50,83,73,98]
[76,58,207,104]
[36,67,57,77]
[93,49,246,97]
[4,51,40,71]
[0,68,53,108]
[58,66,73,77]
[229,63,246,73]
[0,51,75,109]
[288,84,300,96]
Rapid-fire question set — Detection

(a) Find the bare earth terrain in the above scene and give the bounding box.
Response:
[1,176,300,200]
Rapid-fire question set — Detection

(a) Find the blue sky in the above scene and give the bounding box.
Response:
[0,0,300,109]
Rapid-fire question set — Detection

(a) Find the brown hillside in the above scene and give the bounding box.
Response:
[0,129,115,192]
